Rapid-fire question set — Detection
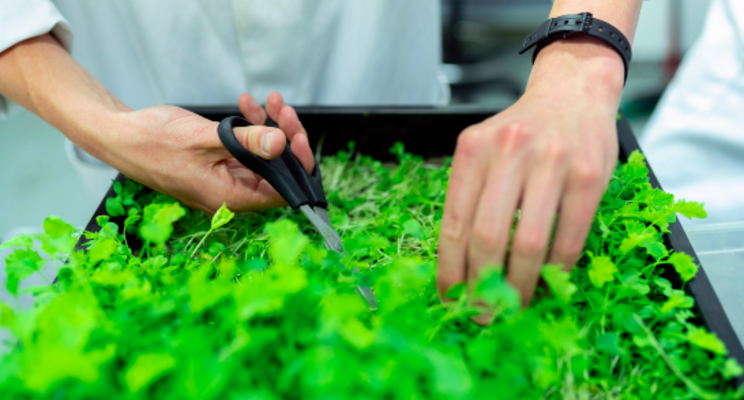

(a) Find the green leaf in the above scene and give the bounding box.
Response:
[473,267,520,314]
[425,350,473,398]
[140,203,186,244]
[88,237,118,265]
[640,236,667,259]
[211,203,235,231]
[668,252,698,282]
[35,216,77,255]
[125,353,176,392]
[587,255,617,288]
[389,141,406,159]
[444,282,466,300]
[660,292,694,314]
[673,199,707,219]
[0,234,33,250]
[96,215,110,228]
[619,225,655,254]
[106,196,125,217]
[541,265,576,303]
[5,248,45,295]
[723,358,744,379]
[402,219,425,241]
[627,150,646,168]
[597,213,611,239]
[124,214,141,233]
[265,220,309,266]
[688,327,727,355]
[345,234,389,258]
[596,332,625,355]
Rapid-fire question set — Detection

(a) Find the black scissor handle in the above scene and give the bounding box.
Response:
[217,116,327,210]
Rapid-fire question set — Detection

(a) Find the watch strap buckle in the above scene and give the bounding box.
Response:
[578,12,593,33]
[519,18,552,54]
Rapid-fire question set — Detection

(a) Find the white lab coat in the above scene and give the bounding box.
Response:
[0,0,449,114]
[0,0,449,200]
[642,0,744,226]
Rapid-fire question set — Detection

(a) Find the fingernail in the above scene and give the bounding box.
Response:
[260,131,273,156]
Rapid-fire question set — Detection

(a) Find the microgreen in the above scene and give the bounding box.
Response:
[0,144,741,399]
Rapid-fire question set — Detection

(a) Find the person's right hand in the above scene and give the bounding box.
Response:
[95,92,314,214]
[436,37,625,320]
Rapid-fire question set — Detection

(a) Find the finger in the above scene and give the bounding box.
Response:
[436,127,489,301]
[466,159,524,296]
[290,133,315,173]
[465,124,528,325]
[238,93,267,125]
[265,92,307,141]
[507,148,566,307]
[280,107,313,172]
[548,162,608,270]
[232,125,286,160]
[265,92,285,123]
[266,93,314,173]
[277,104,308,141]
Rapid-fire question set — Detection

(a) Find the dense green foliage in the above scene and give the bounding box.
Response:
[0,144,741,399]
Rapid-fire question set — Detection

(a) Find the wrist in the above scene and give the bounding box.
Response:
[526,37,626,101]
[52,104,131,170]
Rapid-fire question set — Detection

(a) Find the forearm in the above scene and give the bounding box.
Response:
[527,0,643,102]
[0,33,129,160]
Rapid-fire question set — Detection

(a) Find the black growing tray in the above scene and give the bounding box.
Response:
[76,106,744,388]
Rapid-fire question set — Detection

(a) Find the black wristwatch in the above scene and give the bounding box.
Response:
[519,12,632,84]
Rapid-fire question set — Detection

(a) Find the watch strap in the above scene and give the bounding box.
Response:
[519,13,632,84]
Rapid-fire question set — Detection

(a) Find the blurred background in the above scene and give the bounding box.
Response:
[0,0,713,240]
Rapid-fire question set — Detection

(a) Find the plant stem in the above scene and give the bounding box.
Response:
[633,314,719,400]
[190,229,213,259]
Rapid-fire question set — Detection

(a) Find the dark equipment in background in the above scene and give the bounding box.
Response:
[441,0,551,105]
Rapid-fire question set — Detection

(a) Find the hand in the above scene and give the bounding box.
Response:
[436,39,625,318]
[102,92,314,213]
[0,35,313,214]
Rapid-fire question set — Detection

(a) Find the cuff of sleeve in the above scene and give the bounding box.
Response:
[0,0,73,54]
[0,0,73,119]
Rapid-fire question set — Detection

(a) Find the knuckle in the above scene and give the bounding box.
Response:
[471,222,505,251]
[494,122,532,150]
[542,139,568,165]
[440,212,467,244]
[513,231,547,257]
[456,126,483,157]
[572,161,603,187]
[553,241,584,265]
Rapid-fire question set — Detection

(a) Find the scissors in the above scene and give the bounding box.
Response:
[217,116,378,310]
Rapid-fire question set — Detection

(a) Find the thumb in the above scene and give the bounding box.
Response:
[232,125,287,160]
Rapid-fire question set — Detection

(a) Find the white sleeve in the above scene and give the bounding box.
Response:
[0,0,74,119]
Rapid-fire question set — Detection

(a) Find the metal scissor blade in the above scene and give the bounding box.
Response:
[356,284,378,310]
[299,205,343,253]
[299,204,378,310]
